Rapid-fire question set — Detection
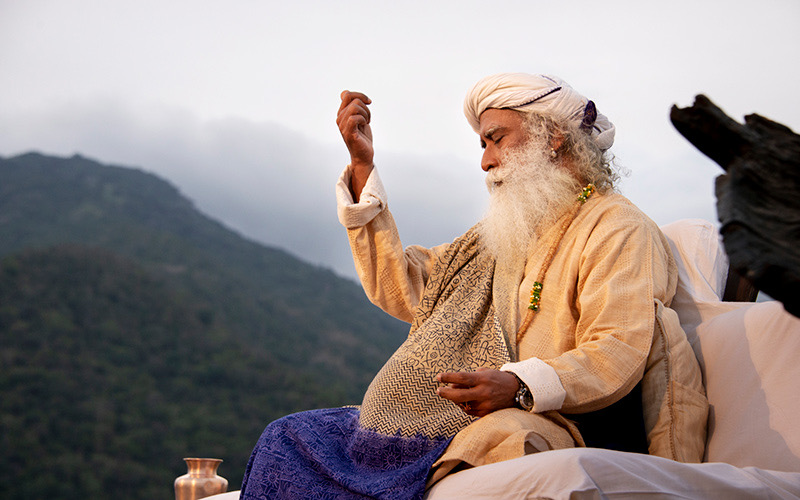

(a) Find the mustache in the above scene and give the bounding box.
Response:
[477,148,580,265]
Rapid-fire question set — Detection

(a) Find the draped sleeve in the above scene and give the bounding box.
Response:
[336,165,448,323]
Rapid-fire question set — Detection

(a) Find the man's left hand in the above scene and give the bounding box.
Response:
[436,368,519,417]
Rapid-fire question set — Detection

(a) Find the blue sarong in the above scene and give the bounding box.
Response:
[240,407,451,499]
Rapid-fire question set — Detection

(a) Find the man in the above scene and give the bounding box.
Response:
[241,73,707,499]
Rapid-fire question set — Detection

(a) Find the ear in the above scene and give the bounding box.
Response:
[550,131,565,152]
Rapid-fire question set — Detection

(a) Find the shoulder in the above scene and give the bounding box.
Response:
[569,194,678,300]
[589,193,655,223]
[575,193,671,259]
[580,193,662,237]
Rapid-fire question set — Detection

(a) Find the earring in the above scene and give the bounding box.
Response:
[550,148,557,158]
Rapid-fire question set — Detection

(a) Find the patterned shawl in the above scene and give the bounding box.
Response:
[359,227,512,438]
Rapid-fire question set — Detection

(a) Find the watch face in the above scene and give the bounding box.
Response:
[516,385,533,411]
[521,391,533,410]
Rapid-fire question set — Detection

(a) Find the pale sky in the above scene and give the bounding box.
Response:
[1,0,798,279]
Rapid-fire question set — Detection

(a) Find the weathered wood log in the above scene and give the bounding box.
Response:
[670,95,800,317]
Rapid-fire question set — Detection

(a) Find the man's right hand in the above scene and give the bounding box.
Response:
[337,90,374,201]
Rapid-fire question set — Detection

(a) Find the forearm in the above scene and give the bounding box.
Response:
[545,331,651,413]
[349,162,373,203]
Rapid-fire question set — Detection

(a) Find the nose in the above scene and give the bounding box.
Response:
[481,146,498,172]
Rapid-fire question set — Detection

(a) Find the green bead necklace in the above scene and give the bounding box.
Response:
[517,183,595,344]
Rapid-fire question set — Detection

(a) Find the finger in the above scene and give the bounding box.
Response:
[437,371,478,386]
[340,117,372,148]
[344,113,367,133]
[336,99,371,130]
[458,400,477,414]
[436,384,482,403]
[337,110,366,139]
[457,399,492,417]
[448,383,472,390]
[340,90,372,106]
[337,94,363,118]
[338,90,372,115]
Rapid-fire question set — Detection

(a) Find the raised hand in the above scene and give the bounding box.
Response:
[337,90,374,200]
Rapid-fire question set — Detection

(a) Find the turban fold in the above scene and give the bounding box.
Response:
[464,73,616,151]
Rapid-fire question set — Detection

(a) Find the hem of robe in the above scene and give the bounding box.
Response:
[426,408,585,488]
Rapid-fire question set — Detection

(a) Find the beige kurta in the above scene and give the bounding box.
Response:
[338,166,708,481]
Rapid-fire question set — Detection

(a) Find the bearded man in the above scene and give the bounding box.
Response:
[241,74,708,500]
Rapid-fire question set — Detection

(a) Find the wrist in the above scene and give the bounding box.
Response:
[350,159,374,177]
[348,162,374,202]
[511,373,534,412]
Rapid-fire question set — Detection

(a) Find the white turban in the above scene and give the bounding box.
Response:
[464,73,616,151]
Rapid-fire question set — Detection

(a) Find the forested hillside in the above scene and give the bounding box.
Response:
[0,153,408,498]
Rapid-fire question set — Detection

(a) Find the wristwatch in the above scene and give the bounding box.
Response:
[512,373,534,411]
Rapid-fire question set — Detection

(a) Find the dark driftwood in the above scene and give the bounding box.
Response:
[670,95,800,317]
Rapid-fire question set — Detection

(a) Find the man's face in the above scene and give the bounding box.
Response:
[476,110,579,263]
[478,108,528,174]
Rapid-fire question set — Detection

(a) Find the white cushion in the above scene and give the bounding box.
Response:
[694,300,800,471]
[660,219,737,343]
[660,218,729,304]
[660,219,800,471]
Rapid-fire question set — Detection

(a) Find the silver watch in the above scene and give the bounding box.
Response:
[513,374,534,411]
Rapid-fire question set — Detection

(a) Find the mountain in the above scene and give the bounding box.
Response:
[0,152,408,498]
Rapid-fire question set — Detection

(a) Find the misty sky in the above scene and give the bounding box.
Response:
[1,0,799,279]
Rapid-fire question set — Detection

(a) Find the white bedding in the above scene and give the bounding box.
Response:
[424,448,800,499]
[422,299,800,499]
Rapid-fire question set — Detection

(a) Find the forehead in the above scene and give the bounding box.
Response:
[478,108,525,136]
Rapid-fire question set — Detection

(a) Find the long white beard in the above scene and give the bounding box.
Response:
[477,141,581,267]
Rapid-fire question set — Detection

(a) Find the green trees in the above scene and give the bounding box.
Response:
[0,153,407,498]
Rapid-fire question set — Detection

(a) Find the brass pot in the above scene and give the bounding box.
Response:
[174,458,228,500]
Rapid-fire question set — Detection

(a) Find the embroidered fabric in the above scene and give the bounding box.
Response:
[359,227,510,438]
[240,407,450,499]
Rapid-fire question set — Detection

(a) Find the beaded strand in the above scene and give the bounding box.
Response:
[516,183,595,344]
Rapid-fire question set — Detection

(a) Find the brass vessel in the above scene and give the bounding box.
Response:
[174,458,228,500]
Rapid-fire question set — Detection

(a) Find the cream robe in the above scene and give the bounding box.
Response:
[337,166,708,480]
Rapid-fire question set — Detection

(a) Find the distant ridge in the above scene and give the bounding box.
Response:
[0,152,407,499]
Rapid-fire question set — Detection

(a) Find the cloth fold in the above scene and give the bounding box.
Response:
[337,165,388,229]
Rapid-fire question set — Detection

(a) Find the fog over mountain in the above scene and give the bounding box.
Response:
[2,0,798,278]
[1,99,726,281]
[1,100,491,279]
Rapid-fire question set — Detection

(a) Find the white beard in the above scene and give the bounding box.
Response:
[477,140,581,268]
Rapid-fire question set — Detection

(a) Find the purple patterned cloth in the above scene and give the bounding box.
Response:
[240,407,451,499]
